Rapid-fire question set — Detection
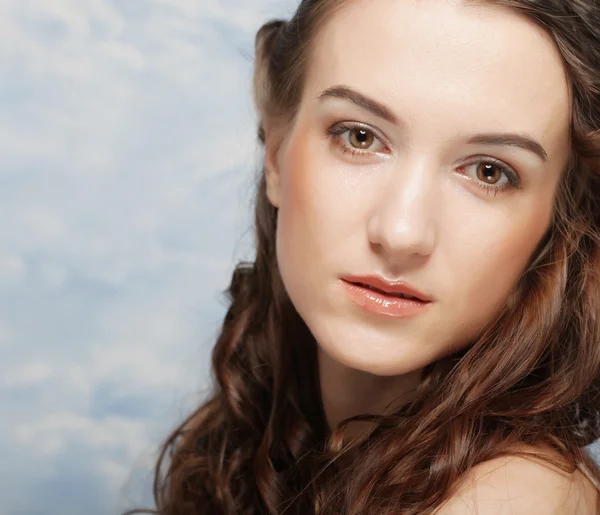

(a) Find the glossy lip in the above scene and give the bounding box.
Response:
[340,279,432,318]
[340,274,432,302]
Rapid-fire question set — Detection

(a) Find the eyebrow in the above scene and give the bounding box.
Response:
[466,133,548,163]
[318,85,549,163]
[319,85,400,124]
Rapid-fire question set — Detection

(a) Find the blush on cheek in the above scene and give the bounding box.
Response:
[509,210,553,271]
[280,131,326,227]
[275,133,318,269]
[480,218,550,312]
[281,137,311,207]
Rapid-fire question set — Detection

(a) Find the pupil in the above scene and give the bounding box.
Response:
[481,163,498,182]
[352,129,371,147]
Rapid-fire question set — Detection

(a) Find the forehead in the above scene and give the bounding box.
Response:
[305,0,571,153]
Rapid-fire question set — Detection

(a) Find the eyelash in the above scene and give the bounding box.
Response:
[326,122,522,194]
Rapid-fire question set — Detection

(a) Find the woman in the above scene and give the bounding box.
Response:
[127,0,600,513]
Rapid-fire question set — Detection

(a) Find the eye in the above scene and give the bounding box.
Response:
[476,162,505,185]
[326,122,389,156]
[457,157,521,194]
[349,128,375,149]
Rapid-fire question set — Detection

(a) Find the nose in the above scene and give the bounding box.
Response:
[367,157,437,266]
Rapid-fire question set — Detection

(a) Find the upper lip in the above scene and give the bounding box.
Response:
[341,274,433,302]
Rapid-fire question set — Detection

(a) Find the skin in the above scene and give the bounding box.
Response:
[262,1,600,509]
[264,0,571,434]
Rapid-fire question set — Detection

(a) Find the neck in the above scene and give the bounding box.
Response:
[317,347,422,443]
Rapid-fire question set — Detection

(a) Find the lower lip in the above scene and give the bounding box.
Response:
[340,280,431,318]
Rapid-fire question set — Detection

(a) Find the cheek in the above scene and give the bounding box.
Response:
[277,137,321,245]
[449,201,553,338]
[277,130,356,254]
[275,135,332,292]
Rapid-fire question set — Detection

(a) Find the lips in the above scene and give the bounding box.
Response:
[341,275,432,303]
[340,279,431,318]
[352,282,421,300]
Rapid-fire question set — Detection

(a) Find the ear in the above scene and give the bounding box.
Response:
[264,131,283,209]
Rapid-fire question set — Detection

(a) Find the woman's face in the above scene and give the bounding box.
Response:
[264,0,571,376]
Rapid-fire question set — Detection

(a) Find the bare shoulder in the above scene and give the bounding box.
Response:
[434,450,599,514]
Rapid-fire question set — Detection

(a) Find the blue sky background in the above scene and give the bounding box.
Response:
[1,1,599,514]
[1,1,296,514]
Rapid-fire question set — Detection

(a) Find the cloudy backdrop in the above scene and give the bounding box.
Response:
[2,1,599,514]
[1,1,296,513]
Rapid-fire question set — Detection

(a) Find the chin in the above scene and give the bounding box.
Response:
[312,318,433,377]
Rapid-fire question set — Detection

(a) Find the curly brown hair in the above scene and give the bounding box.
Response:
[124,0,600,513]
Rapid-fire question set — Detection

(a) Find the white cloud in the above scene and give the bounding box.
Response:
[0,0,299,513]
[0,253,28,284]
[4,361,54,387]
